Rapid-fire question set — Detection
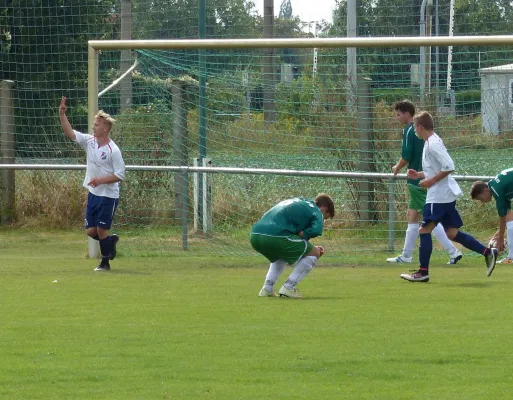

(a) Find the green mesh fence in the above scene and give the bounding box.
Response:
[3,1,513,260]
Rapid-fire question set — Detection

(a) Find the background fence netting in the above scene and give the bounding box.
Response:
[2,0,513,258]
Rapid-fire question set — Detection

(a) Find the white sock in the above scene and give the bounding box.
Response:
[402,223,419,259]
[284,256,317,289]
[264,260,286,292]
[433,223,457,255]
[507,221,513,259]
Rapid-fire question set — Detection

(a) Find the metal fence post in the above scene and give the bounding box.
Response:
[182,169,188,251]
[172,82,189,223]
[0,80,16,225]
[388,178,396,252]
[357,77,375,223]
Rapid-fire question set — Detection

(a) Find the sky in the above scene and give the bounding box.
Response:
[252,0,337,25]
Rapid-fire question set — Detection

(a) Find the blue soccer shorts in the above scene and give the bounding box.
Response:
[85,192,119,230]
[421,201,463,229]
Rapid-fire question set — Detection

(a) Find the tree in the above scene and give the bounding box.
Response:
[131,0,262,77]
[1,0,118,157]
[279,0,293,19]
[330,0,513,92]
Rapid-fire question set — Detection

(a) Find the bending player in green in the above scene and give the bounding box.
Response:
[388,100,462,265]
[471,168,513,264]
[250,194,335,298]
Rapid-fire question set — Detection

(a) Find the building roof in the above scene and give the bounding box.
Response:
[480,63,513,75]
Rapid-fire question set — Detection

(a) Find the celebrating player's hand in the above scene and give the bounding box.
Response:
[419,178,434,189]
[407,169,420,179]
[59,96,67,116]
[88,177,102,188]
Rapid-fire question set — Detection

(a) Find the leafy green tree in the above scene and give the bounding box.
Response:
[330,0,513,92]
[1,0,118,157]
[279,0,293,19]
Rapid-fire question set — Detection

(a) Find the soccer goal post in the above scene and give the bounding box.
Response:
[81,35,513,258]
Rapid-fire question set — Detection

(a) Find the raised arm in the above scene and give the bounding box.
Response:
[59,96,76,141]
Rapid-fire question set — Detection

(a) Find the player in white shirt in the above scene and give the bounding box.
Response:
[400,111,498,282]
[59,97,126,271]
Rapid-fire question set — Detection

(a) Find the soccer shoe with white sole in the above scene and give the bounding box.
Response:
[386,255,413,263]
[448,249,463,265]
[258,287,278,297]
[485,248,499,277]
[278,285,302,298]
[110,234,119,260]
[94,264,111,271]
[497,257,512,264]
[400,270,430,283]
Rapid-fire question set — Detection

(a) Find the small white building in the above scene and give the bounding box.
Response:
[480,63,513,134]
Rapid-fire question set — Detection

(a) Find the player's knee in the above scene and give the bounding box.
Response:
[86,228,97,238]
[97,227,109,240]
[446,228,458,240]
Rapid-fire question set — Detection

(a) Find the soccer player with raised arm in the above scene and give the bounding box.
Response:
[59,97,126,271]
[387,100,462,265]
[470,168,513,264]
[250,194,335,298]
[400,111,498,283]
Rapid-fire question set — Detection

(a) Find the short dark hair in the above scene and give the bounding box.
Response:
[413,111,434,131]
[315,193,335,219]
[394,100,415,116]
[470,181,489,199]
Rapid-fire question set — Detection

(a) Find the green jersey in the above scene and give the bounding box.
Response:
[401,122,424,186]
[251,198,324,240]
[488,168,513,217]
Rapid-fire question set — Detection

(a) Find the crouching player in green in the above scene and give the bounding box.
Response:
[250,194,335,298]
[471,168,513,264]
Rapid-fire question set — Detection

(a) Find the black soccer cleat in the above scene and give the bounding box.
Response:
[94,264,111,271]
[110,234,119,260]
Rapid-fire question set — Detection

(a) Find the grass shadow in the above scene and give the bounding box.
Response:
[104,270,152,276]
[444,281,497,288]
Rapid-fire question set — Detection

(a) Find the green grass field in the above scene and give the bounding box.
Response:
[2,229,513,399]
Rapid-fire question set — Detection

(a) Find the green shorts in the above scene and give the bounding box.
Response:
[250,233,314,265]
[408,184,427,211]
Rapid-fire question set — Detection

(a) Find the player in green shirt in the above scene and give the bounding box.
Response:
[387,100,462,264]
[471,168,513,263]
[250,194,335,298]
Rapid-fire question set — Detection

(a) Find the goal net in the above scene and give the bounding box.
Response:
[7,35,513,261]
[81,36,511,260]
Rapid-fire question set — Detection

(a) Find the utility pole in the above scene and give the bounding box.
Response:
[426,0,433,95]
[347,0,357,111]
[263,0,276,123]
[435,0,440,109]
[120,0,132,111]
[447,0,455,93]
[313,22,318,78]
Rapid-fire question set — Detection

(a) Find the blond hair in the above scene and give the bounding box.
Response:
[413,111,434,131]
[94,110,116,130]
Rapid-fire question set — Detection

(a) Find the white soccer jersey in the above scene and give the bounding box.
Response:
[422,133,462,204]
[73,130,126,199]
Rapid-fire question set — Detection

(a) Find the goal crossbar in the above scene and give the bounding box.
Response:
[89,35,513,50]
